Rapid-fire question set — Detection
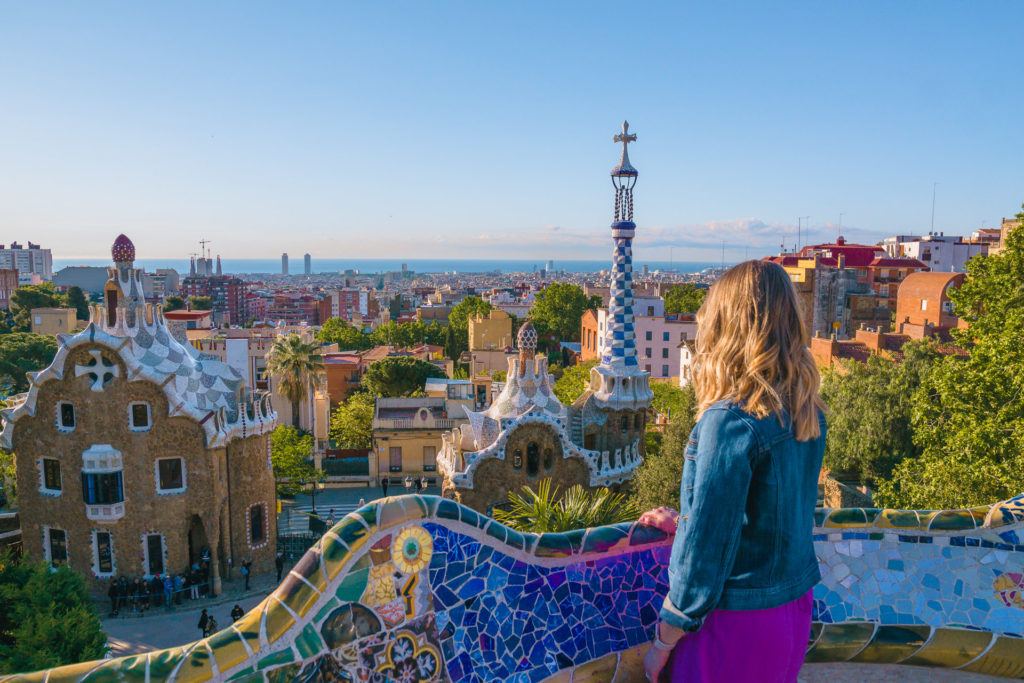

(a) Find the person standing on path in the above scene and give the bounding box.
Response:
[163,574,174,610]
[275,552,285,583]
[231,604,244,623]
[241,560,251,591]
[381,476,389,497]
[197,609,209,638]
[204,615,218,637]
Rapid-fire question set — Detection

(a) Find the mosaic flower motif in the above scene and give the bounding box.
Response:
[392,526,433,575]
[993,571,1024,608]
[377,633,440,683]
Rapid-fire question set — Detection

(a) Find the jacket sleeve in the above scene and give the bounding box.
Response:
[659,407,757,632]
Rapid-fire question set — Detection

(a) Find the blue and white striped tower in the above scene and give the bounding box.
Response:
[590,121,653,409]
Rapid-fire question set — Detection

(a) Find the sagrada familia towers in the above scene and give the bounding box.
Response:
[438,123,653,512]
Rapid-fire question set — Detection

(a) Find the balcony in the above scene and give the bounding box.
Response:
[372,416,457,431]
[85,501,125,522]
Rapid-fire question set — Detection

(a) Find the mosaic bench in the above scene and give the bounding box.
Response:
[3,493,1024,682]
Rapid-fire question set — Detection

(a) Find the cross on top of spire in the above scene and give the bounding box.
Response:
[612,120,638,177]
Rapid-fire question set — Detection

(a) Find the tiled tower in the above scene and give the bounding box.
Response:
[588,121,653,410]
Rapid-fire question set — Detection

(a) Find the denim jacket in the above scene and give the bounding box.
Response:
[660,399,826,632]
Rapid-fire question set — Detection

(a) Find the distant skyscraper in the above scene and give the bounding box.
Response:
[281,253,289,275]
[304,253,311,275]
[0,241,53,284]
[546,260,554,273]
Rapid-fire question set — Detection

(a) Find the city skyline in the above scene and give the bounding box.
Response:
[3,2,1022,261]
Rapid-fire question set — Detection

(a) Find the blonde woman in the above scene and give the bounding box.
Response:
[641,260,827,682]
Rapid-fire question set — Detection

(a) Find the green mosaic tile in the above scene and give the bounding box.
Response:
[582,525,630,555]
[320,532,350,580]
[207,628,251,675]
[231,598,266,655]
[264,597,297,645]
[850,625,931,664]
[628,523,669,546]
[875,509,921,529]
[175,644,214,683]
[928,510,978,531]
[290,549,326,593]
[335,567,370,603]
[353,502,377,528]
[148,647,189,680]
[226,666,261,683]
[294,623,325,660]
[485,520,509,545]
[505,528,527,551]
[80,657,145,683]
[534,533,574,558]
[824,508,869,528]
[436,498,461,522]
[378,497,420,530]
[860,508,882,524]
[807,622,823,649]
[334,516,370,554]
[414,494,435,517]
[264,663,299,683]
[813,509,829,527]
[901,628,993,669]
[803,623,877,662]
[276,574,321,617]
[458,504,483,529]
[313,596,340,624]
[256,648,295,670]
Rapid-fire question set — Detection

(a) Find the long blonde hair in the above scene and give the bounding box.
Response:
[693,260,825,441]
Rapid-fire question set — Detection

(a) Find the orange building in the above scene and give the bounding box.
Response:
[580,309,599,362]
[323,353,362,407]
[894,271,965,340]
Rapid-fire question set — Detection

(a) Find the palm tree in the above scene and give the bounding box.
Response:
[491,478,640,533]
[266,333,324,429]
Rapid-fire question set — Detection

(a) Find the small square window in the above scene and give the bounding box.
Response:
[156,458,185,492]
[58,402,75,430]
[644,348,652,358]
[42,458,62,492]
[662,332,670,342]
[662,348,669,359]
[662,364,670,376]
[644,331,652,341]
[129,403,151,431]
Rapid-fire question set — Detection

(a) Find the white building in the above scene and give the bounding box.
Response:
[679,340,696,387]
[881,232,988,272]
[0,241,53,283]
[595,308,698,380]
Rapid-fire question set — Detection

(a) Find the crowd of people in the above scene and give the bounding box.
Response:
[105,568,210,616]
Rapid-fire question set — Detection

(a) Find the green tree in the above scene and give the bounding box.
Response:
[329,392,375,450]
[529,283,600,343]
[552,359,597,405]
[663,284,708,315]
[267,333,324,428]
[188,296,213,311]
[0,552,107,673]
[876,210,1024,508]
[819,341,938,486]
[317,317,372,350]
[492,479,640,533]
[630,384,698,512]
[0,333,57,393]
[269,426,323,497]
[10,284,65,331]
[0,449,15,508]
[445,296,492,360]
[64,286,90,320]
[163,295,186,312]
[361,356,445,397]
[443,323,464,361]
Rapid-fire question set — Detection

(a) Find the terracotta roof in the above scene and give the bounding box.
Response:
[869,257,928,269]
[163,310,213,320]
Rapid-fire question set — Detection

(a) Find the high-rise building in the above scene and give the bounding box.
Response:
[281,253,289,275]
[0,241,53,283]
[303,253,311,275]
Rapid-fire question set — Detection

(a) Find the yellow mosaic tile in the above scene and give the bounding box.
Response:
[849,624,931,664]
[206,628,251,675]
[173,643,215,683]
[42,660,104,683]
[378,497,424,531]
[803,623,877,662]
[961,635,1024,678]
[612,644,648,683]
[569,651,619,682]
[231,597,268,655]
[901,628,994,669]
[263,596,297,646]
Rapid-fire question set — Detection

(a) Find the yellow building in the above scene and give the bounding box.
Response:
[372,397,468,486]
[29,308,79,336]
[468,309,513,351]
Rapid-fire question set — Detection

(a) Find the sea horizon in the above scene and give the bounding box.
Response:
[53,257,724,276]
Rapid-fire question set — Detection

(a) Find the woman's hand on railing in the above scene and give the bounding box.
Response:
[638,507,679,534]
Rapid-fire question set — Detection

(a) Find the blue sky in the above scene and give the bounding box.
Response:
[2,2,1022,261]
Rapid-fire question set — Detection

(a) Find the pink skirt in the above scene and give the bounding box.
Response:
[668,590,813,682]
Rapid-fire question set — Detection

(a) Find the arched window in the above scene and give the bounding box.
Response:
[526,442,539,477]
[543,448,554,471]
[512,449,523,469]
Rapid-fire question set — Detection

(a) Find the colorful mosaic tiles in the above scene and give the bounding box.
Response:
[3,493,1024,682]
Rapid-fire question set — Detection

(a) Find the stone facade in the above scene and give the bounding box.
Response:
[2,235,277,592]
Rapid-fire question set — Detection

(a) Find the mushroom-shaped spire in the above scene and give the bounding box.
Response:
[517,320,538,362]
[112,234,136,264]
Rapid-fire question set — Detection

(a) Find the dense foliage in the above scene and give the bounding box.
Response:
[188,296,213,311]
[445,296,492,360]
[361,356,446,397]
[9,284,64,332]
[0,552,107,673]
[65,286,90,320]
[876,211,1024,509]
[663,284,707,315]
[630,384,697,512]
[529,283,601,344]
[552,359,597,405]
[270,426,323,497]
[163,295,186,312]
[317,318,446,352]
[329,392,375,450]
[492,479,639,533]
[819,341,938,485]
[0,333,58,394]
